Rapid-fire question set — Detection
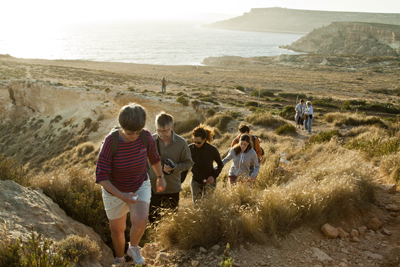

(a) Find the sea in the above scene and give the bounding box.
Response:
[0,19,304,66]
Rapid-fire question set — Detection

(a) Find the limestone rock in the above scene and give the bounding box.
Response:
[0,180,113,267]
[200,247,207,253]
[321,223,339,239]
[368,218,382,231]
[311,247,333,261]
[350,229,359,238]
[211,244,221,250]
[358,226,367,235]
[337,227,349,238]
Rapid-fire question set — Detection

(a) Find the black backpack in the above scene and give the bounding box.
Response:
[107,127,149,185]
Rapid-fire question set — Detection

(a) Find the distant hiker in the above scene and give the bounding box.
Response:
[95,103,166,266]
[295,99,306,130]
[223,134,260,185]
[304,101,314,134]
[231,124,265,176]
[180,124,224,204]
[161,76,167,93]
[148,112,193,222]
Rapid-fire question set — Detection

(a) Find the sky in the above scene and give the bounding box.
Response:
[1,0,400,27]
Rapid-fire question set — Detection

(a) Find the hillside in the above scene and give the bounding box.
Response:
[1,55,400,267]
[203,7,400,34]
[282,22,400,56]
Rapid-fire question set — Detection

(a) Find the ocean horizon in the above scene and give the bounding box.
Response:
[0,19,304,66]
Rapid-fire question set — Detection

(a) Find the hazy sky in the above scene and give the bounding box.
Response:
[2,0,400,26]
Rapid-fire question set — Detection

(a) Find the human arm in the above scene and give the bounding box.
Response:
[211,146,224,179]
[151,161,166,192]
[222,148,234,166]
[98,180,139,204]
[248,151,260,182]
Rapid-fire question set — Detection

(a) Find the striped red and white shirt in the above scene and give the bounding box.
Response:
[95,129,161,193]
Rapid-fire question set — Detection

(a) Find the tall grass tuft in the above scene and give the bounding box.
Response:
[325,112,385,127]
[0,154,29,187]
[153,142,375,249]
[205,114,233,132]
[245,112,285,129]
[174,118,201,135]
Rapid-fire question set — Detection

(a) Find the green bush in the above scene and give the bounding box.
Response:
[346,137,400,158]
[56,235,100,263]
[278,93,307,100]
[205,114,233,131]
[176,96,189,106]
[250,90,275,97]
[313,100,339,108]
[357,103,400,114]
[341,101,352,111]
[245,112,285,129]
[309,131,340,144]
[199,96,219,105]
[174,119,201,135]
[0,154,29,186]
[235,85,245,92]
[245,101,258,107]
[207,108,216,117]
[225,111,242,119]
[278,105,295,120]
[276,124,296,135]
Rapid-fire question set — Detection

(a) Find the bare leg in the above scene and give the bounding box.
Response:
[128,201,150,246]
[109,214,127,258]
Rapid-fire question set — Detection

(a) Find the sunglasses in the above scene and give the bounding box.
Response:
[193,139,204,145]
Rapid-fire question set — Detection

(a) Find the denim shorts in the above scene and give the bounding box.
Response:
[102,179,151,220]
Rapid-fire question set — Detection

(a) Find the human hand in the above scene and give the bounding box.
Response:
[206,176,214,184]
[122,192,139,204]
[163,164,173,172]
[156,177,166,192]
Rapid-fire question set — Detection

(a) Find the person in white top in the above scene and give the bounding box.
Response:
[295,99,306,130]
[304,101,314,134]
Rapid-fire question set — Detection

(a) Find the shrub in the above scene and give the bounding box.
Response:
[199,96,219,105]
[324,112,385,127]
[56,235,100,263]
[278,93,307,100]
[0,154,29,186]
[275,124,296,135]
[207,108,216,117]
[205,114,233,131]
[245,101,258,107]
[245,112,285,129]
[345,137,400,158]
[308,131,340,144]
[278,105,295,120]
[313,100,339,108]
[341,101,352,110]
[235,85,245,92]
[176,96,189,106]
[174,118,201,135]
[225,110,242,119]
[76,142,95,157]
[250,90,274,97]
[357,103,400,114]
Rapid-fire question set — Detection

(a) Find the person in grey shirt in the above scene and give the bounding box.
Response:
[222,134,260,186]
[148,112,193,222]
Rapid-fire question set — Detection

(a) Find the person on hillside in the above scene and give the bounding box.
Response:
[231,124,265,176]
[161,77,167,93]
[95,103,166,266]
[295,99,306,130]
[148,112,193,222]
[180,124,224,204]
[304,101,314,134]
[223,134,260,185]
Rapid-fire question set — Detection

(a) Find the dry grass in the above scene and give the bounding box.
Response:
[56,235,101,263]
[245,112,285,129]
[324,112,385,127]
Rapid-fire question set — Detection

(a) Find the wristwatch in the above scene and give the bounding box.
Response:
[157,175,164,179]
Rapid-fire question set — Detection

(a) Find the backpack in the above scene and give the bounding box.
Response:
[107,127,149,184]
[235,135,264,156]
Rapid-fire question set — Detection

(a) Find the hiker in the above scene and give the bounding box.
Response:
[231,124,265,176]
[180,124,224,204]
[223,134,260,185]
[148,112,193,222]
[304,101,314,134]
[95,103,166,265]
[161,76,167,93]
[295,99,306,130]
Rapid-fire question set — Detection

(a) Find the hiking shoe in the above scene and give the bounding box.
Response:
[307,132,312,135]
[127,246,146,265]
[113,257,126,264]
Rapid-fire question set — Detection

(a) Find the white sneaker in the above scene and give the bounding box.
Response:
[127,246,146,266]
[113,257,126,264]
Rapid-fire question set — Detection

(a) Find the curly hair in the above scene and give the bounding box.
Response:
[191,123,215,143]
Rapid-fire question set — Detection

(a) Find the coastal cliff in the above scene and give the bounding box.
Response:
[203,7,400,34]
[282,22,400,56]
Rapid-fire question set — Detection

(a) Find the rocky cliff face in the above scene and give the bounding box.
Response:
[283,22,400,56]
[203,7,400,34]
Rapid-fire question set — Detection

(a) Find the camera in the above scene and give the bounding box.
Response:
[163,158,176,175]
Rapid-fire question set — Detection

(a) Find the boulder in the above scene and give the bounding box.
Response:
[0,180,113,267]
[337,227,349,238]
[368,218,382,231]
[321,223,339,239]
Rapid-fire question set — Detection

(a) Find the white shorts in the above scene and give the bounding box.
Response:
[102,179,151,220]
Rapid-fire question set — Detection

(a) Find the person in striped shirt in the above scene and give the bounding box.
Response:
[95,103,165,266]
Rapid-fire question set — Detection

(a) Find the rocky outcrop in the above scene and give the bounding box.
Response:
[203,7,400,34]
[283,22,400,56]
[0,180,114,266]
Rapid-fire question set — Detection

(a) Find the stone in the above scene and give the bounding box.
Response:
[386,184,397,193]
[381,227,392,236]
[321,223,339,239]
[358,226,367,235]
[368,218,382,231]
[191,260,200,267]
[352,237,360,242]
[338,227,349,238]
[350,229,359,238]
[311,247,333,261]
[199,247,207,253]
[211,244,220,250]
[363,251,383,260]
[156,253,170,263]
[385,204,400,212]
